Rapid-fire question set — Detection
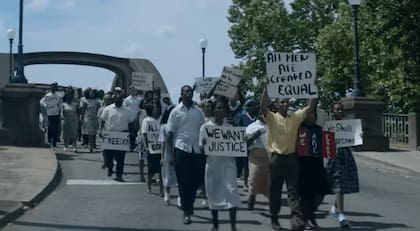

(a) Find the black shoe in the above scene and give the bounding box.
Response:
[340,219,350,228]
[101,164,106,169]
[183,215,191,225]
[107,169,113,177]
[308,218,319,229]
[248,194,256,210]
[114,177,124,182]
[271,220,282,230]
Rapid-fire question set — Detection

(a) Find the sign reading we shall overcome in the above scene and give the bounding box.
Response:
[323,119,363,148]
[131,72,153,91]
[202,125,247,157]
[102,131,130,151]
[195,77,220,94]
[214,67,243,98]
[265,52,318,99]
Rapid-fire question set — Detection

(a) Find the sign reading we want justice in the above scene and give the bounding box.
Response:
[202,125,247,157]
[265,52,318,99]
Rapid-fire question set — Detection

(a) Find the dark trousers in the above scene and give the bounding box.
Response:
[174,148,206,215]
[104,150,126,177]
[269,154,300,217]
[47,115,60,147]
[128,121,139,151]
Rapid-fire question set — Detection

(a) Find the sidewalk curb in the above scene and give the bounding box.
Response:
[22,149,62,208]
[0,201,24,229]
[0,149,62,228]
[354,152,420,176]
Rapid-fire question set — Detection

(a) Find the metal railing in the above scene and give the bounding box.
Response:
[383,113,409,145]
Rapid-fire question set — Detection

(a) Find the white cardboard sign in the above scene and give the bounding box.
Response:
[323,119,363,148]
[131,72,154,91]
[195,77,220,94]
[147,131,161,154]
[265,52,318,99]
[102,131,130,151]
[214,67,243,98]
[201,125,247,157]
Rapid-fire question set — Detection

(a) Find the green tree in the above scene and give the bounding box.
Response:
[228,0,293,97]
[228,0,420,112]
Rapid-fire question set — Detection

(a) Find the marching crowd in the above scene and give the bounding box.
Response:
[39,81,359,231]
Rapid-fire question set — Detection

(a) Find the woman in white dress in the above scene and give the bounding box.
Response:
[158,104,177,205]
[199,98,241,231]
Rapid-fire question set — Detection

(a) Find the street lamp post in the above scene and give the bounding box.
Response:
[200,37,208,79]
[7,28,16,83]
[14,0,27,83]
[349,0,364,97]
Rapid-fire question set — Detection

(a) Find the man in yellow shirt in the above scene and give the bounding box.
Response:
[260,87,317,231]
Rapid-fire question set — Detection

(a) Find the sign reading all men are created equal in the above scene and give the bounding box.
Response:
[214,67,243,98]
[195,77,220,94]
[323,119,363,148]
[202,125,247,157]
[131,72,154,91]
[265,52,318,99]
[102,131,130,151]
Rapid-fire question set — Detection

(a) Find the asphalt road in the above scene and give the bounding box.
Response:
[3,145,420,231]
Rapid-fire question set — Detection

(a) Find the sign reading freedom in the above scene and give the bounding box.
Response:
[323,119,363,148]
[102,131,130,151]
[265,52,318,99]
[202,125,247,157]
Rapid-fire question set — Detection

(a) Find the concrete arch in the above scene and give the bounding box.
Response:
[1,51,168,94]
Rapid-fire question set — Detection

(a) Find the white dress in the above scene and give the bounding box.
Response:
[158,124,177,187]
[199,121,242,210]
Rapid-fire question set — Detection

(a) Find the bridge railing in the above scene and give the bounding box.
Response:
[383,113,420,150]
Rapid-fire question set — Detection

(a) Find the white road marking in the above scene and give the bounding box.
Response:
[66,179,145,185]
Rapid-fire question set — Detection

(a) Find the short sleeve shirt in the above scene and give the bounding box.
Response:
[167,102,205,153]
[264,107,308,155]
[100,104,132,131]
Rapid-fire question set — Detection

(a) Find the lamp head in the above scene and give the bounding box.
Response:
[200,37,208,49]
[7,28,16,40]
[348,0,361,6]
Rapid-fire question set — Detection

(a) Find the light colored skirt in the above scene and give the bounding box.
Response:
[205,156,241,210]
[248,148,270,197]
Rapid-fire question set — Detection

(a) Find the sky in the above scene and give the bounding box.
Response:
[0,0,292,102]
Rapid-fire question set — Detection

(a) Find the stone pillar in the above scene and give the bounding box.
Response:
[340,97,389,151]
[0,83,46,147]
[408,113,420,150]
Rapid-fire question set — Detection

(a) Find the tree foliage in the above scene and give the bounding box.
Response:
[227,0,420,113]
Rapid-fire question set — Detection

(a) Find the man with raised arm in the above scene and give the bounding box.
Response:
[260,85,317,231]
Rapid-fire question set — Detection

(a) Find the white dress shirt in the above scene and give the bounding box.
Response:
[100,104,133,131]
[167,102,205,153]
[123,95,142,115]
[40,92,63,116]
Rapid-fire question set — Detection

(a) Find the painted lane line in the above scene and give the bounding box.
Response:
[66,179,145,185]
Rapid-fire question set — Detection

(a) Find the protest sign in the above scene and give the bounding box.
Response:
[195,77,220,94]
[102,131,130,151]
[202,125,247,157]
[265,52,318,99]
[322,131,336,159]
[214,67,243,98]
[146,131,161,154]
[296,127,336,158]
[323,119,363,148]
[131,72,154,91]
